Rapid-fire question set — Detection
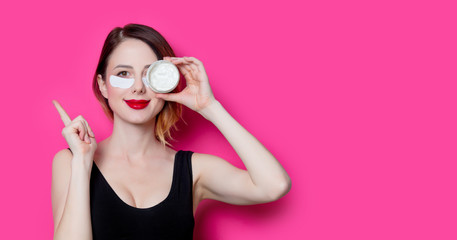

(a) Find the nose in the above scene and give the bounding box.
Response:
[131,75,146,94]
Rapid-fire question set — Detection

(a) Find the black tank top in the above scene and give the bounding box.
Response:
[67,148,195,239]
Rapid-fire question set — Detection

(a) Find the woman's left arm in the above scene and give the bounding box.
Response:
[156,56,292,205]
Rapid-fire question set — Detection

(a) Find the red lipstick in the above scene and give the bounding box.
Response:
[124,99,150,110]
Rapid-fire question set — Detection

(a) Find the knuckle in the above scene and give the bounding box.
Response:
[78,120,87,127]
[62,127,70,135]
[71,120,84,130]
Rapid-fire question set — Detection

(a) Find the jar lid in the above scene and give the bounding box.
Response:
[145,60,180,93]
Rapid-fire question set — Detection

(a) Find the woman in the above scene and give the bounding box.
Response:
[51,23,291,240]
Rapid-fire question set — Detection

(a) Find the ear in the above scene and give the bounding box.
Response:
[98,74,108,99]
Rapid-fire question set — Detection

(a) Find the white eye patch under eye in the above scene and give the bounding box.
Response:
[109,75,135,89]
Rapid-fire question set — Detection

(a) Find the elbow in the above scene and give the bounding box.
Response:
[266,176,292,202]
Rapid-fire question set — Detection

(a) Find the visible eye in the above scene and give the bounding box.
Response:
[117,71,129,77]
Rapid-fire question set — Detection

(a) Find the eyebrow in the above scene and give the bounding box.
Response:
[114,64,151,70]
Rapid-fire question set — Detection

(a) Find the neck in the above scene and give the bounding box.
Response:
[107,115,165,162]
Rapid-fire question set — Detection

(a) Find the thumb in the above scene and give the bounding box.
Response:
[156,93,181,102]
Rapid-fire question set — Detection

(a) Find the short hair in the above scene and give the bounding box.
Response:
[92,23,183,147]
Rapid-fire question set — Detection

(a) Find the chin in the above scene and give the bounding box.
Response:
[125,114,156,125]
[113,109,157,125]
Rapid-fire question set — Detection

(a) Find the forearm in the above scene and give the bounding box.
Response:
[54,158,93,240]
[199,100,291,199]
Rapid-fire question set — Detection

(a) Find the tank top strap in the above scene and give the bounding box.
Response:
[169,150,194,201]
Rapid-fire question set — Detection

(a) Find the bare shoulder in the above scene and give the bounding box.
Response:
[189,152,204,184]
[190,152,230,178]
[51,148,73,191]
[190,151,227,165]
[52,148,73,174]
[51,148,73,231]
[189,152,228,204]
[53,148,73,161]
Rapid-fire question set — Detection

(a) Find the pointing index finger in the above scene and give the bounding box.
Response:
[52,100,72,126]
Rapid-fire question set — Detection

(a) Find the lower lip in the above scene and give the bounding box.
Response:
[125,101,150,109]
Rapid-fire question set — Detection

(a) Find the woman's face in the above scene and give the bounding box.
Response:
[97,38,165,124]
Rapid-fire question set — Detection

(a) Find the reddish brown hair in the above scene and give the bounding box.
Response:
[92,23,184,147]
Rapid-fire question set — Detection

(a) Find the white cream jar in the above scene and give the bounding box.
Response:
[143,60,180,93]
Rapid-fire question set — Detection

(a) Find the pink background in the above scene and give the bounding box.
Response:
[0,0,456,239]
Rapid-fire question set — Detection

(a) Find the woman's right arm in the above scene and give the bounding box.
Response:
[52,149,93,240]
[51,100,96,240]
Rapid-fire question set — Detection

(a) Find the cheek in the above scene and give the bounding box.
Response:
[106,84,128,102]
